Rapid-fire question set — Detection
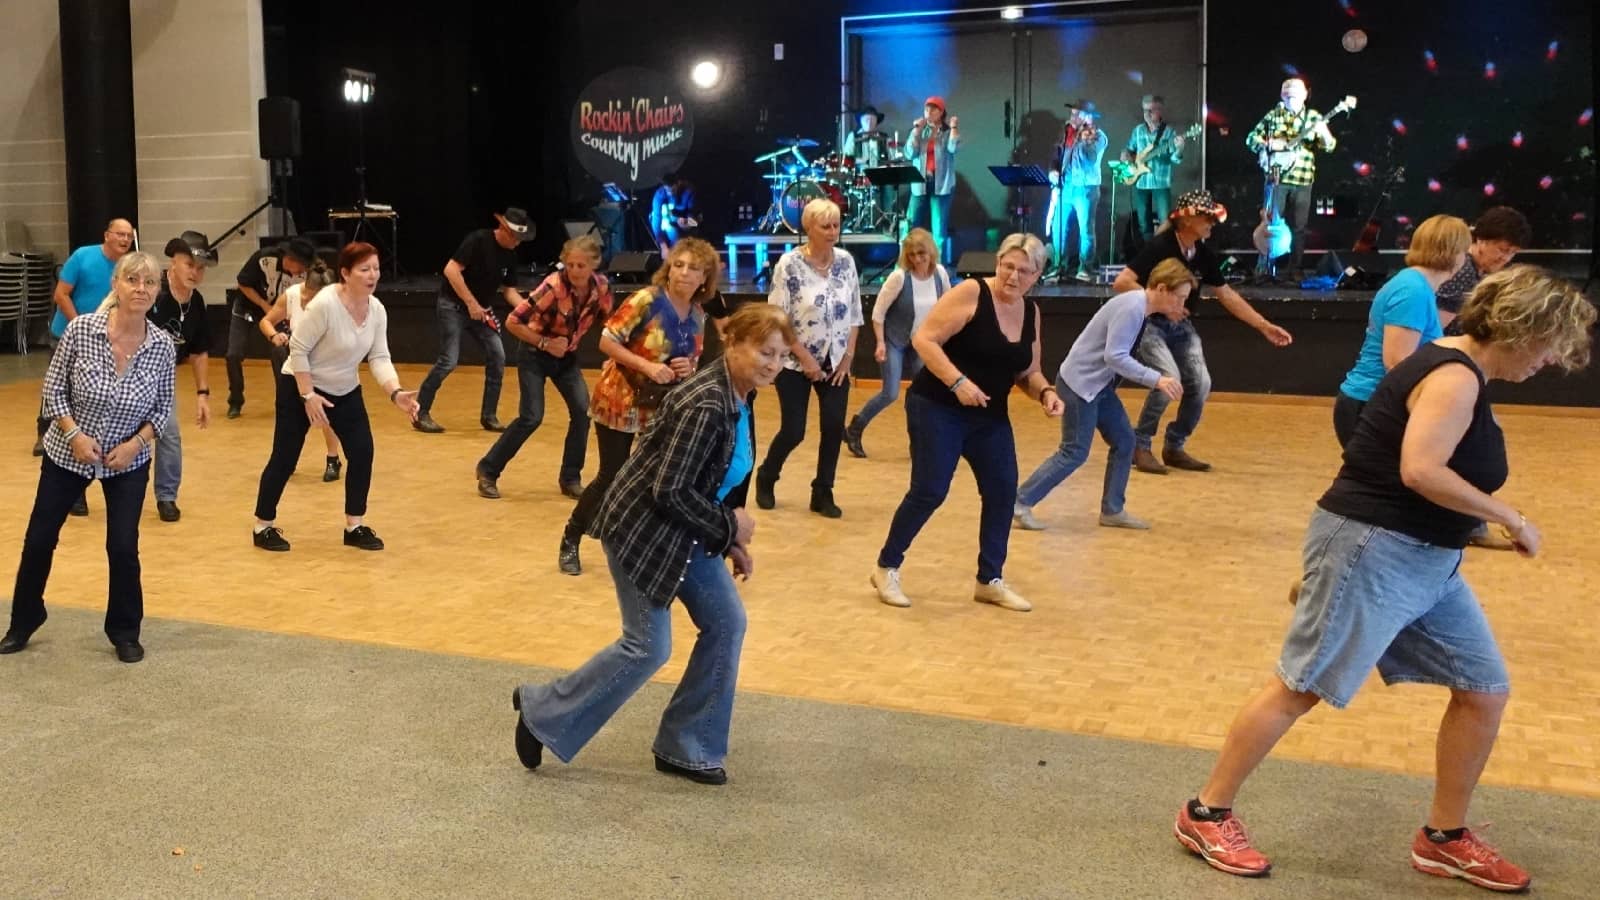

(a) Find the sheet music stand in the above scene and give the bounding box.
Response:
[857,166,925,282]
[988,165,1052,237]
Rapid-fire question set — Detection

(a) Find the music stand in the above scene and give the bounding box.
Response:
[862,166,925,282]
[988,165,1052,236]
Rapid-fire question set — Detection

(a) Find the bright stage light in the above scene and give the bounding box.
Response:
[691,60,722,89]
[1000,6,1023,20]
[340,67,376,105]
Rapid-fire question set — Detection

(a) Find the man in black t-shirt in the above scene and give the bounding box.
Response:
[225,237,313,418]
[413,207,531,433]
[148,231,218,521]
[1110,190,1292,474]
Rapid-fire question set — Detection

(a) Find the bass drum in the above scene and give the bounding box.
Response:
[780,181,848,232]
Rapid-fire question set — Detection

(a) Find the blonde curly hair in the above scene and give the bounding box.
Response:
[1455,265,1595,371]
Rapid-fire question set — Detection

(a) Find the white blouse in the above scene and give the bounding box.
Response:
[769,246,863,373]
[283,284,399,396]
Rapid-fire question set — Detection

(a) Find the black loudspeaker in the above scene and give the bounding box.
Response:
[1335,251,1388,290]
[608,251,660,282]
[955,250,997,278]
[258,97,302,160]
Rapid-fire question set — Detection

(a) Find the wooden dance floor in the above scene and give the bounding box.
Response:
[4,361,1598,799]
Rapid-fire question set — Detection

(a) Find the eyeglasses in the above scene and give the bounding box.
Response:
[107,231,135,239]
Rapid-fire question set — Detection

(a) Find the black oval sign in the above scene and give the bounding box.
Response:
[571,67,696,189]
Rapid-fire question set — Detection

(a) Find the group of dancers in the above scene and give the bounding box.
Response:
[5,88,1591,892]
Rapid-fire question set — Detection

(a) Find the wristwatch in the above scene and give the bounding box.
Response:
[301,391,317,402]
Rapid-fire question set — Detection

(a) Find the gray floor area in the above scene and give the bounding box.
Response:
[0,351,49,386]
[1,606,1594,899]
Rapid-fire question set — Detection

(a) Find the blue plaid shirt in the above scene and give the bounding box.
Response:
[1124,123,1185,189]
[41,311,176,479]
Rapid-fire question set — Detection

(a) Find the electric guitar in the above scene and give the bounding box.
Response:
[1108,123,1202,186]
[1256,96,1357,173]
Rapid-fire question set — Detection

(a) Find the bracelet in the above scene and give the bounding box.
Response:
[1498,512,1526,539]
[196,388,210,396]
[389,387,403,403]
[63,426,82,442]
[538,337,548,350]
[134,433,150,451]
[949,375,968,392]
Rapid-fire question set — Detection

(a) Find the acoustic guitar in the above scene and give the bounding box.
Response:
[1256,96,1357,173]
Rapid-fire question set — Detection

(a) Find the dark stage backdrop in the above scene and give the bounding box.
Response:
[852,10,1201,260]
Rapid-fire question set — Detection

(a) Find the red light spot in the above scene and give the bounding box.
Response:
[1511,131,1524,148]
[1427,179,1442,192]
[1580,108,1594,126]
[1482,183,1496,196]
[1391,119,1407,135]
[1547,41,1559,61]
[1574,212,1588,222]
[1456,135,1469,151]
[1352,161,1372,176]
[1483,62,1496,79]
[1539,176,1554,189]
[1394,215,1412,225]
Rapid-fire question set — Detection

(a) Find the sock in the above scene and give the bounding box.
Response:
[345,524,360,533]
[326,455,339,463]
[1425,825,1467,843]
[1188,798,1229,822]
[253,523,271,534]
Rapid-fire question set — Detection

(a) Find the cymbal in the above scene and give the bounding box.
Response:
[775,137,820,148]
[753,147,792,163]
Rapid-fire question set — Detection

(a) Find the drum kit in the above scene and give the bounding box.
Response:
[753,136,900,234]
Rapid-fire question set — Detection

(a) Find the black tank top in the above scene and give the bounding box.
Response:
[1319,344,1507,548]
[910,278,1037,419]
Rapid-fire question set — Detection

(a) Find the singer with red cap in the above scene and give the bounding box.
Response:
[905,96,960,263]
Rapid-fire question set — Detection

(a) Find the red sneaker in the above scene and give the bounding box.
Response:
[1410,827,1531,892]
[1174,804,1272,877]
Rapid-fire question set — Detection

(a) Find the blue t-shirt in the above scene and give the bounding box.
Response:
[716,402,753,502]
[51,245,118,338]
[1339,267,1441,402]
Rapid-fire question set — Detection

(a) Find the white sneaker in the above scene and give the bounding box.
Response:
[1013,504,1046,531]
[871,567,911,608]
[974,578,1032,612]
[1098,510,1151,530]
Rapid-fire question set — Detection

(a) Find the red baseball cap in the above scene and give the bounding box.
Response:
[923,96,946,113]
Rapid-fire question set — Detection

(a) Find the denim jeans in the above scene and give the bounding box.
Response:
[518,543,748,770]
[1051,185,1100,271]
[1132,187,1172,241]
[1278,508,1508,709]
[877,391,1018,583]
[852,342,923,431]
[478,350,590,483]
[10,457,150,643]
[759,368,850,492]
[1133,316,1211,451]
[416,297,506,418]
[1017,377,1134,515]
[225,305,265,409]
[906,192,952,262]
[154,412,182,502]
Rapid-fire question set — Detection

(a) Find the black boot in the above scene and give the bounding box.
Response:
[322,456,342,482]
[809,487,842,518]
[843,416,867,458]
[755,472,776,510]
[558,527,582,576]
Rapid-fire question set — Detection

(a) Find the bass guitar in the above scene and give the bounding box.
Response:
[1108,123,1202,186]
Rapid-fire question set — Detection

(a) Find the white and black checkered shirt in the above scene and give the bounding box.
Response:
[41,311,176,480]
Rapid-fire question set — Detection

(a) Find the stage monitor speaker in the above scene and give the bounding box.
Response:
[1335,250,1388,290]
[258,97,302,160]
[608,251,660,282]
[562,219,597,240]
[955,250,996,278]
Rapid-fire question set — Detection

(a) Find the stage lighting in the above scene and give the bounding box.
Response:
[341,67,376,105]
[1000,6,1023,19]
[690,60,722,90]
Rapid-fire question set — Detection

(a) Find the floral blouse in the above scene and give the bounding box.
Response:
[770,247,863,375]
[590,287,706,434]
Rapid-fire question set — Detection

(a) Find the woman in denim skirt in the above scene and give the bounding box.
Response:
[1171,266,1594,892]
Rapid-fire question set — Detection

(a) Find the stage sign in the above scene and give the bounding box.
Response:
[571,67,695,189]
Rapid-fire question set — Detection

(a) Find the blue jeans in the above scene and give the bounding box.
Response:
[1278,508,1508,709]
[1051,185,1100,271]
[154,413,182,502]
[1133,316,1211,451]
[518,543,748,770]
[416,297,506,418]
[877,391,1017,583]
[1132,187,1172,240]
[906,192,952,262]
[1017,377,1134,515]
[9,457,150,643]
[478,350,590,483]
[852,342,923,430]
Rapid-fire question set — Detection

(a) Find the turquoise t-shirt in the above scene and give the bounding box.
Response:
[1338,267,1441,402]
[716,402,753,503]
[51,245,118,338]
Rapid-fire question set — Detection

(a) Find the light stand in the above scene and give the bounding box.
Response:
[340,67,400,275]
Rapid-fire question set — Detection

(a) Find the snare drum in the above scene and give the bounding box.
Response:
[822,153,855,188]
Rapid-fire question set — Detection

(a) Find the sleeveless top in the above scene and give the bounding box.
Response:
[1319,344,1507,548]
[910,278,1036,419]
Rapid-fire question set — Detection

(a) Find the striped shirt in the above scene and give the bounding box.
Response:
[1244,105,1336,187]
[591,357,744,606]
[41,311,176,479]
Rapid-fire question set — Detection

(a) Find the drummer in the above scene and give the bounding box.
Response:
[843,106,892,228]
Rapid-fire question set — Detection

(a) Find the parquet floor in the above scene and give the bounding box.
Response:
[4,360,1597,799]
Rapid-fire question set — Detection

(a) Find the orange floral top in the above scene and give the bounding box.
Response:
[590,287,706,434]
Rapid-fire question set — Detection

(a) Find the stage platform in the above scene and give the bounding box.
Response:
[198,263,1598,408]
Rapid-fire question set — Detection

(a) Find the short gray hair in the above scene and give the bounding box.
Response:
[996,233,1046,274]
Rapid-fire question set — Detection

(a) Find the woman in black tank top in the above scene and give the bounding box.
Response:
[1172,267,1593,889]
[870,234,1065,614]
